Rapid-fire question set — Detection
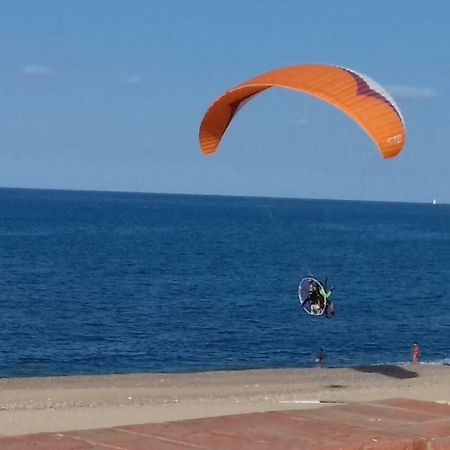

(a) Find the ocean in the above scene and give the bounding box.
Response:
[0,188,449,378]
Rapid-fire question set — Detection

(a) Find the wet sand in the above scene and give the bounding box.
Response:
[0,364,449,436]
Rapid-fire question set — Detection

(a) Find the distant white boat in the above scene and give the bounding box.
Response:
[432,199,437,205]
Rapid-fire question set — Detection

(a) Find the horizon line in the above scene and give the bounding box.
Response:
[0,185,446,206]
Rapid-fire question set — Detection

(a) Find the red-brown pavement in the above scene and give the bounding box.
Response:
[1,398,450,449]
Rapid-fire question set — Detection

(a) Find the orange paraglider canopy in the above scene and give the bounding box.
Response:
[199,64,405,159]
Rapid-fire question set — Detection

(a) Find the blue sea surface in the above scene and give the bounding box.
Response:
[0,188,449,378]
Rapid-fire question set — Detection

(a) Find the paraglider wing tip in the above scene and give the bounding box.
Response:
[199,128,220,155]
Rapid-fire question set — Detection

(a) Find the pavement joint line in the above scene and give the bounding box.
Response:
[207,429,269,444]
[304,399,450,419]
[278,399,348,404]
[115,427,209,449]
[279,410,420,438]
[270,411,398,437]
[66,433,128,450]
[367,401,450,418]
[416,417,450,424]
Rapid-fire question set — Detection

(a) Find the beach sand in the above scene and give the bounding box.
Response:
[0,364,449,436]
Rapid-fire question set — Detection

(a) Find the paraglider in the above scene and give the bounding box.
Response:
[198,64,406,320]
[199,64,406,159]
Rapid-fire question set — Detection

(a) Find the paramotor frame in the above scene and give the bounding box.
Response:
[298,277,328,316]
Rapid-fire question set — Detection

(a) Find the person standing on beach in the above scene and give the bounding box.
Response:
[315,349,325,369]
[411,342,420,364]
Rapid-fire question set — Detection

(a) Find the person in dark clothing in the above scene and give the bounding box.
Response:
[315,348,326,368]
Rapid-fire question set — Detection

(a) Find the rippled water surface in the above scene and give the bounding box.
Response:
[0,188,449,377]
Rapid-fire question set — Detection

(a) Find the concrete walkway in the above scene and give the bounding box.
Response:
[1,398,450,449]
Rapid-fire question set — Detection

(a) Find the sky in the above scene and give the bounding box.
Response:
[0,0,449,203]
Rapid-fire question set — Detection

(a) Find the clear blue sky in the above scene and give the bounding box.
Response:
[1,0,449,202]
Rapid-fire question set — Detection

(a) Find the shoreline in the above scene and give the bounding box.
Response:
[1,360,449,380]
[1,364,449,437]
[2,359,448,381]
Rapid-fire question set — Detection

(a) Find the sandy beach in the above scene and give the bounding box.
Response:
[0,364,449,437]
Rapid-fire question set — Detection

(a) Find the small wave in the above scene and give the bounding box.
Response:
[419,359,450,366]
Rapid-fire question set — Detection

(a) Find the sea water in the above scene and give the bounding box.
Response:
[0,188,449,377]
